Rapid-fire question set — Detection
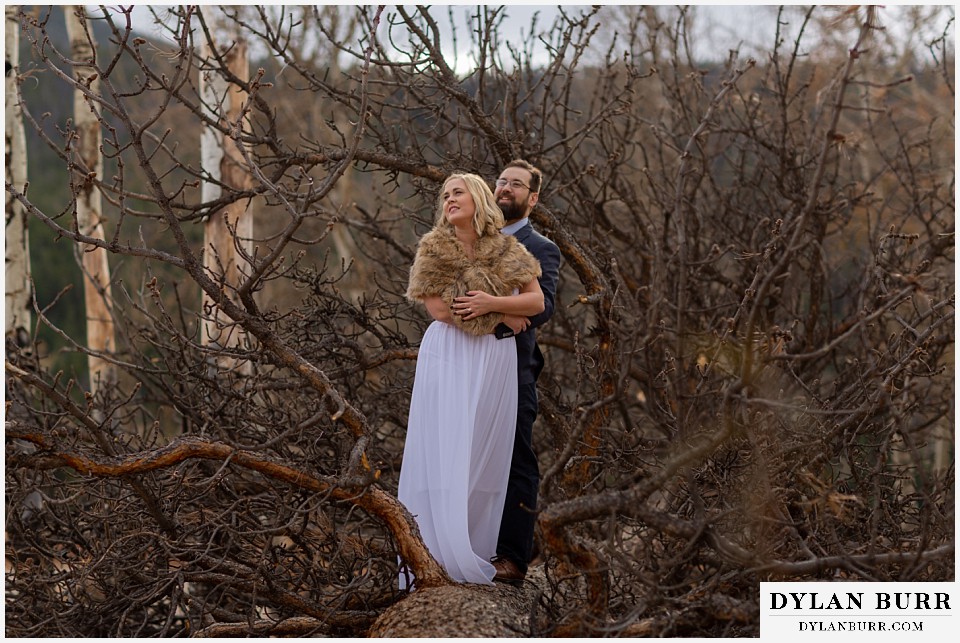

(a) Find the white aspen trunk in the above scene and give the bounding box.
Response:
[200,32,253,374]
[330,172,369,302]
[5,6,32,340]
[65,5,116,392]
[326,24,369,304]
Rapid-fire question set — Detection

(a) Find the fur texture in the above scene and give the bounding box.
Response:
[406,228,542,336]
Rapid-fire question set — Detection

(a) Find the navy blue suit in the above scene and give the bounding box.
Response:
[495,221,561,572]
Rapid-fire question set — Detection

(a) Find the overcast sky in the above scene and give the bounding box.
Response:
[125,4,952,73]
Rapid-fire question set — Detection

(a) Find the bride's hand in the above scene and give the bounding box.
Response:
[452,290,495,320]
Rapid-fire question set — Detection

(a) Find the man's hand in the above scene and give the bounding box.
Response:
[502,314,530,335]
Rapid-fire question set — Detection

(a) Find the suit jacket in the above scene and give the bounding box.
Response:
[498,221,561,385]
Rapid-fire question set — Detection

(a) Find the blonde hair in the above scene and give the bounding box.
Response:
[434,173,504,238]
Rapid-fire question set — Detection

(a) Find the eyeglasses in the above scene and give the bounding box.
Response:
[495,178,531,191]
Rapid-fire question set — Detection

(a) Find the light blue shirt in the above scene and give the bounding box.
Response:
[501,217,530,236]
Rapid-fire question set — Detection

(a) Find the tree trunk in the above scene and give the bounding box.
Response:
[64,5,116,392]
[368,581,538,637]
[200,31,254,373]
[5,5,31,341]
[328,46,369,303]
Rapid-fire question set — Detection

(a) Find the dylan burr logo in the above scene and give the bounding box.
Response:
[770,590,950,611]
[761,582,955,639]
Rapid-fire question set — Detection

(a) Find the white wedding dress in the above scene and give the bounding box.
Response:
[398,320,518,588]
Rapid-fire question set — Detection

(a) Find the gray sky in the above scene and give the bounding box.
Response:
[123,4,953,72]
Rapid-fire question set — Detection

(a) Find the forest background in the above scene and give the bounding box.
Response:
[4,4,955,638]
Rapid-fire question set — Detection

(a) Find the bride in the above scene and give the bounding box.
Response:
[399,172,544,587]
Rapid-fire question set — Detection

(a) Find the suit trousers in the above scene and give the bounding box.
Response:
[496,381,539,573]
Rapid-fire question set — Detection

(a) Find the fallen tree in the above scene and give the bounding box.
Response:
[5,5,954,637]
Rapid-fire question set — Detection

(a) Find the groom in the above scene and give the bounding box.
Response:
[490,160,561,584]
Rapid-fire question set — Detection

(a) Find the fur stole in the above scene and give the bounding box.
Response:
[406,228,542,336]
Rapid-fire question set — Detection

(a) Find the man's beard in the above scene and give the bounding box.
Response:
[499,198,527,222]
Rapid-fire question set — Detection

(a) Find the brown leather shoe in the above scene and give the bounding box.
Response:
[491,556,525,587]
